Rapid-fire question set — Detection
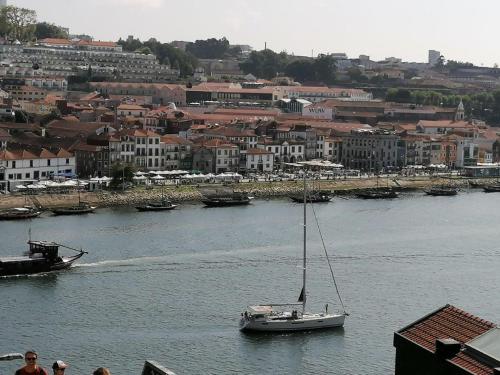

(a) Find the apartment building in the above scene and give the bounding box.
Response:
[0,147,76,191]
[341,129,399,171]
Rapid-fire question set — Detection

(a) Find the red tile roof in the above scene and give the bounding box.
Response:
[247,148,273,155]
[399,305,495,351]
[398,304,497,375]
[197,138,237,148]
[418,120,471,128]
[160,135,192,145]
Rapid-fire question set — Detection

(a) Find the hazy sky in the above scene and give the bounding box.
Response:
[9,0,500,66]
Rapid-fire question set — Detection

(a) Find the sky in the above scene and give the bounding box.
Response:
[8,0,500,66]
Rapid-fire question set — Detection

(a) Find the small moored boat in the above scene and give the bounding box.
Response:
[483,184,500,193]
[425,187,458,196]
[0,207,41,220]
[290,190,333,203]
[0,240,87,277]
[52,202,96,215]
[202,192,252,207]
[355,188,399,199]
[136,199,177,212]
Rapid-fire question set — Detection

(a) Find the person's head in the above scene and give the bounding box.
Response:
[24,351,38,369]
[52,360,68,375]
[93,368,111,375]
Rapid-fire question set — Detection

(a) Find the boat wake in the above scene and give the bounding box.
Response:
[75,256,184,268]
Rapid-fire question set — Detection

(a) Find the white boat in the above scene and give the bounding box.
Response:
[240,169,348,332]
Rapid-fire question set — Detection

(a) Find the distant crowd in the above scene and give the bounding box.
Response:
[15,351,110,375]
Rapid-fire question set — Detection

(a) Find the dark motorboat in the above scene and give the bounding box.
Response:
[0,207,41,220]
[290,190,333,203]
[52,202,96,215]
[425,187,458,196]
[0,240,87,277]
[483,184,500,193]
[202,192,252,207]
[136,199,178,212]
[355,188,399,199]
[469,180,488,188]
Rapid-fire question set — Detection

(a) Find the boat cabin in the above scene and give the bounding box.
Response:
[28,241,59,260]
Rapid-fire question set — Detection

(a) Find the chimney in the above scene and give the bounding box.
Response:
[435,339,461,359]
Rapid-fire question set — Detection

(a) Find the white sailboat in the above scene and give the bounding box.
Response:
[239,170,348,332]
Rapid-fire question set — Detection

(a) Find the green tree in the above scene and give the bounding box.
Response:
[135,46,152,55]
[285,60,315,82]
[111,163,135,188]
[0,6,37,41]
[185,37,230,59]
[313,54,336,84]
[117,36,198,77]
[34,22,68,39]
[240,49,288,79]
[446,60,474,73]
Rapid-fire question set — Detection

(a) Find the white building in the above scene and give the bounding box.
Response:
[117,104,149,118]
[0,148,76,192]
[276,86,373,102]
[245,148,274,172]
[456,138,479,168]
[119,129,161,170]
[260,140,305,164]
[302,103,334,120]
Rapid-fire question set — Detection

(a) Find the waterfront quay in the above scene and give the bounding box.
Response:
[0,174,483,209]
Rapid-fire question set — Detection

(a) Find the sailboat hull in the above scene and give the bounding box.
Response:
[239,313,346,332]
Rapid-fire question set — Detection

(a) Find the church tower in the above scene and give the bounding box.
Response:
[455,99,465,121]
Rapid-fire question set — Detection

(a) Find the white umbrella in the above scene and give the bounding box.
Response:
[151,175,165,180]
[16,185,27,190]
[135,171,146,176]
[27,184,46,189]
[133,175,147,180]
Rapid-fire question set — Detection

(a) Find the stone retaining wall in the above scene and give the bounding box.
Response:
[0,176,482,209]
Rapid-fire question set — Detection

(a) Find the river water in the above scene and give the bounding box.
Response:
[1,190,500,374]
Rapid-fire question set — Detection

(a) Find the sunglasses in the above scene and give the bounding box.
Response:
[26,357,37,361]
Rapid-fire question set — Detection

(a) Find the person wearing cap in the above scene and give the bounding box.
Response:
[15,350,48,375]
[52,361,68,375]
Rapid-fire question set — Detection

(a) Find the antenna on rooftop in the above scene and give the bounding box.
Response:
[264,42,267,50]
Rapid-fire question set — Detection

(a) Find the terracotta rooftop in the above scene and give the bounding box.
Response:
[418,120,472,128]
[160,135,192,145]
[397,304,497,375]
[198,138,237,148]
[247,148,273,155]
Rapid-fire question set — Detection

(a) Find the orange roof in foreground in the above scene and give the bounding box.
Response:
[398,304,496,375]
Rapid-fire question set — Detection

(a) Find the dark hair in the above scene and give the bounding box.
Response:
[93,368,111,375]
[24,350,37,359]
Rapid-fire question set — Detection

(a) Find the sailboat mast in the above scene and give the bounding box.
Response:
[302,170,307,313]
[77,177,81,205]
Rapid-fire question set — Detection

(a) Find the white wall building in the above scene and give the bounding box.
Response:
[245,148,274,172]
[0,148,76,192]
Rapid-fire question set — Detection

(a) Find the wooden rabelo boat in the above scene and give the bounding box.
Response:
[0,240,87,277]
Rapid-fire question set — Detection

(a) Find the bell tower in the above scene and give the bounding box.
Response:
[455,99,465,121]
